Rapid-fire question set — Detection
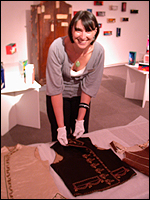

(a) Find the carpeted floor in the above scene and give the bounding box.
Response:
[1,65,149,147]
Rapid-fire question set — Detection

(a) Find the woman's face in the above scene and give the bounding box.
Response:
[72,19,97,49]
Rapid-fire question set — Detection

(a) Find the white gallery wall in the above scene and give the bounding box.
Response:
[1,1,32,64]
[66,1,149,66]
[1,1,149,67]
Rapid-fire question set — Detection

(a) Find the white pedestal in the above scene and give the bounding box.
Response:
[1,62,41,136]
[125,63,149,108]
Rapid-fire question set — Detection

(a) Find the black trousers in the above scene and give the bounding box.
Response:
[46,95,90,141]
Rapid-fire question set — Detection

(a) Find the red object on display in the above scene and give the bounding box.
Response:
[138,63,149,71]
[6,43,17,54]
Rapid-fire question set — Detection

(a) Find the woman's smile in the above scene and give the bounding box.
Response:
[72,20,97,49]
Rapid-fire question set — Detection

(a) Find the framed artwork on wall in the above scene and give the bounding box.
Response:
[98,23,102,28]
[116,28,121,37]
[130,9,138,14]
[107,18,116,23]
[103,31,112,36]
[87,9,92,13]
[94,1,103,6]
[129,51,136,65]
[121,17,129,22]
[121,2,126,12]
[109,5,118,10]
[96,11,105,16]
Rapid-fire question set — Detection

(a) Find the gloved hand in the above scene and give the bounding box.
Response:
[73,120,85,139]
[57,126,68,146]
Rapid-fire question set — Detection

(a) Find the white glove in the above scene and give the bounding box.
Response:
[73,120,85,139]
[57,126,68,146]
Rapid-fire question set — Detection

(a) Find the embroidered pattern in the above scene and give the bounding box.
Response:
[4,147,19,199]
[69,139,127,192]
[51,137,136,197]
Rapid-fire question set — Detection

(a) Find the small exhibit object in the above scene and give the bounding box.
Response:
[98,23,102,28]
[55,1,60,9]
[107,18,116,23]
[87,9,92,13]
[146,35,149,54]
[121,17,129,22]
[116,28,121,37]
[96,11,105,16]
[56,14,68,19]
[37,6,41,14]
[19,60,28,79]
[25,64,35,85]
[6,43,17,54]
[94,1,103,5]
[138,63,149,71]
[51,24,54,32]
[44,14,51,20]
[61,22,68,27]
[144,54,149,63]
[130,9,138,14]
[103,31,112,36]
[41,5,45,13]
[73,11,78,16]
[129,51,136,65]
[121,2,126,12]
[1,63,5,90]
[109,5,118,10]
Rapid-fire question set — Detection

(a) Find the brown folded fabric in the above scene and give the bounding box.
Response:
[123,147,149,176]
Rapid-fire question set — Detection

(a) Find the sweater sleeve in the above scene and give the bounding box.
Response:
[81,43,105,98]
[46,38,64,96]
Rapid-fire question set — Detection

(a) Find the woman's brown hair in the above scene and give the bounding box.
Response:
[68,10,100,45]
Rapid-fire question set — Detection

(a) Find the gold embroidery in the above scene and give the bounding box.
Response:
[112,167,130,179]
[4,149,18,199]
[67,138,132,193]
[86,157,95,163]
[95,168,104,174]
[73,176,101,191]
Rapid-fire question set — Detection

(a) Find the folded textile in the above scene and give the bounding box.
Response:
[123,147,149,176]
[110,140,149,176]
[1,144,66,199]
[50,137,136,197]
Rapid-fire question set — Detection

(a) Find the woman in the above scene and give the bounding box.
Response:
[46,10,104,145]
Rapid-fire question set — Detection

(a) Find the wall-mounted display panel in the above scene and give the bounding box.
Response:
[109,5,118,10]
[107,18,116,23]
[96,11,105,16]
[130,9,138,14]
[103,31,112,36]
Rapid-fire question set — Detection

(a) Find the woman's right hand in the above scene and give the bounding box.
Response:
[57,126,68,146]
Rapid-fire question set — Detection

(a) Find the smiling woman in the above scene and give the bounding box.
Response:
[46,10,104,145]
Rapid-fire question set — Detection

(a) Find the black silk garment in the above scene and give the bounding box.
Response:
[50,137,136,197]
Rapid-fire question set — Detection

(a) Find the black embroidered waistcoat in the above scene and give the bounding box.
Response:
[50,137,136,197]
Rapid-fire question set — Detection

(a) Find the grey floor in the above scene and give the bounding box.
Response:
[1,65,149,147]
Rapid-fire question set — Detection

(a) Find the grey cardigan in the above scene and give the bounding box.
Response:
[46,36,104,98]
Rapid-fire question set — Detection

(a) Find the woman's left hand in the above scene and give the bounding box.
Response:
[73,120,85,139]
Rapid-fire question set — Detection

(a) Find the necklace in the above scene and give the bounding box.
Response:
[74,45,93,68]
[75,61,80,67]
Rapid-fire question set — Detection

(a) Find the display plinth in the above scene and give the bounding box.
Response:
[1,62,41,136]
[125,63,149,108]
